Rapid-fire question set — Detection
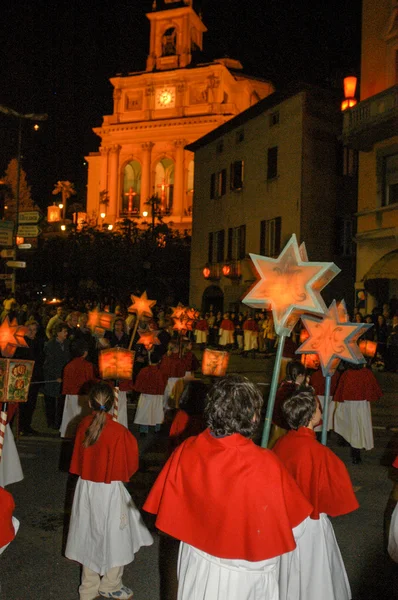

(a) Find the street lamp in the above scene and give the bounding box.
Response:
[0,104,48,292]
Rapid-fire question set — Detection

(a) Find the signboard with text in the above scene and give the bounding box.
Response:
[0,221,14,247]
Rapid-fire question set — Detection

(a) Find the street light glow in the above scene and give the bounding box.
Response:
[143,211,148,217]
[61,224,66,231]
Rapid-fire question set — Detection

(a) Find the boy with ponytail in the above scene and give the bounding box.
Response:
[65,382,153,600]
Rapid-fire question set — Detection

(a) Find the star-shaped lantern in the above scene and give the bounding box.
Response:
[128,291,156,318]
[296,300,373,376]
[137,330,161,350]
[171,304,198,335]
[243,234,340,336]
[0,318,29,357]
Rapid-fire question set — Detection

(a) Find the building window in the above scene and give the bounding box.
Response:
[236,130,245,143]
[227,225,246,260]
[269,111,280,127]
[336,217,354,257]
[384,153,398,206]
[208,232,214,263]
[237,225,246,259]
[267,147,278,180]
[217,169,227,197]
[215,230,225,263]
[216,140,224,154]
[230,160,244,190]
[210,173,216,199]
[343,147,358,177]
[260,217,281,257]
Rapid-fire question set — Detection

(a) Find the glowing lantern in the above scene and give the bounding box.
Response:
[137,330,161,350]
[243,234,340,336]
[341,76,357,111]
[0,318,29,358]
[99,348,135,380]
[128,291,156,319]
[202,349,230,377]
[300,353,320,370]
[222,264,231,276]
[358,339,377,359]
[0,358,35,403]
[47,204,61,222]
[203,266,211,279]
[16,237,24,246]
[87,308,116,337]
[296,300,372,376]
[299,328,309,343]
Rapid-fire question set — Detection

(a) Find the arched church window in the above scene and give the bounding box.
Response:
[162,27,177,56]
[122,161,141,216]
[154,158,174,214]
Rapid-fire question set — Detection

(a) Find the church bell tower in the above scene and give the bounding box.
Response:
[146,0,207,71]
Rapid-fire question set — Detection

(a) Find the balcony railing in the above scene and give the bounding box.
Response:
[342,84,398,151]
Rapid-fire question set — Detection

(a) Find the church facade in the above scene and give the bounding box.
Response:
[85,0,274,229]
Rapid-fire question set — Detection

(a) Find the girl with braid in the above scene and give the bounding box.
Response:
[65,382,153,600]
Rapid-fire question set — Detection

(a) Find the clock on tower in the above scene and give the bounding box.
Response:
[155,87,176,108]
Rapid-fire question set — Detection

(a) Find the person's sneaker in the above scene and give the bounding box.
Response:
[99,586,133,599]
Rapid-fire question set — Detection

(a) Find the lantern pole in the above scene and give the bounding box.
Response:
[0,403,8,463]
[128,316,140,351]
[321,374,331,446]
[261,334,286,448]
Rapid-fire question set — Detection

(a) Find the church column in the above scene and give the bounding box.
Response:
[173,139,186,219]
[141,142,155,213]
[99,146,109,198]
[108,144,121,221]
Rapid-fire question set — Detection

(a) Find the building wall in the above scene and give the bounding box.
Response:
[361,0,393,99]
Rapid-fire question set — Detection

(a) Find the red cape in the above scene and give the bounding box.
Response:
[195,319,208,332]
[183,351,200,373]
[0,487,16,548]
[243,319,258,331]
[393,456,398,469]
[273,428,359,519]
[70,413,138,483]
[310,370,340,396]
[134,364,166,395]
[144,428,312,561]
[333,368,382,402]
[220,319,234,331]
[62,356,96,395]
[159,354,186,379]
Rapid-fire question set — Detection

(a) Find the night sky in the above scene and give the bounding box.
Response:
[0,0,362,210]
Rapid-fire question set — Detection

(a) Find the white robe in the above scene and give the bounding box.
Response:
[59,394,91,438]
[195,330,207,344]
[333,400,374,450]
[0,425,23,488]
[244,330,258,351]
[219,329,234,346]
[279,515,351,600]
[0,517,20,556]
[134,394,164,427]
[388,502,398,563]
[65,478,153,575]
[177,542,280,600]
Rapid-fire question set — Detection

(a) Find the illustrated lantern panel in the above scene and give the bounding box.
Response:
[202,349,230,377]
[47,205,61,222]
[0,359,35,403]
[99,348,135,381]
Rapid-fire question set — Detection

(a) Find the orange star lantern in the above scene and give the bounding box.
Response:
[128,291,156,318]
[296,300,372,376]
[137,330,161,350]
[243,234,340,336]
[0,318,29,357]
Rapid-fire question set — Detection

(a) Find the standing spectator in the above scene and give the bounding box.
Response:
[235,313,244,351]
[242,314,258,357]
[104,317,130,349]
[65,311,80,344]
[43,322,70,429]
[194,314,208,348]
[218,312,234,349]
[207,311,216,346]
[375,314,389,363]
[257,312,266,352]
[75,313,97,364]
[263,312,276,354]
[45,306,65,339]
[387,315,398,372]
[1,293,16,322]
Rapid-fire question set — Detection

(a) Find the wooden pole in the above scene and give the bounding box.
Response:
[321,374,331,446]
[261,335,286,448]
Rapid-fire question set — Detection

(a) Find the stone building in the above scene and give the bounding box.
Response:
[342,0,398,313]
[187,84,357,314]
[85,0,274,229]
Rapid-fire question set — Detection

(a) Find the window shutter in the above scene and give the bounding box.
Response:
[210,173,216,199]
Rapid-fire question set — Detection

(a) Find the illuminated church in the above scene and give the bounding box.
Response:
[85,0,274,229]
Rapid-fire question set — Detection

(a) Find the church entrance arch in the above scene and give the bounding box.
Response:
[363,249,398,309]
[202,285,224,315]
[154,158,174,214]
[122,160,141,216]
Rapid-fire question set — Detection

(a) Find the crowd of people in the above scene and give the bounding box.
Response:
[0,291,397,599]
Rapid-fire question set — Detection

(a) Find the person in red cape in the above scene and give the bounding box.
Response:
[242,314,258,357]
[133,355,166,435]
[181,340,200,373]
[65,382,153,600]
[388,456,398,562]
[218,312,235,348]
[60,340,97,438]
[333,364,383,463]
[144,375,312,600]
[273,390,358,600]
[169,379,207,454]
[159,342,186,379]
[0,486,19,556]
[0,403,23,488]
[194,315,208,348]
[310,368,340,434]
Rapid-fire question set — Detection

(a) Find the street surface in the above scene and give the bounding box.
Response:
[1,353,398,600]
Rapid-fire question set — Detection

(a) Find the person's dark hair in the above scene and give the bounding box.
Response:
[205,375,263,438]
[286,360,305,382]
[282,390,316,430]
[70,339,89,358]
[179,380,208,416]
[53,321,68,336]
[83,382,114,447]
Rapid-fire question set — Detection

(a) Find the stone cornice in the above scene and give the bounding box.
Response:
[94,115,226,136]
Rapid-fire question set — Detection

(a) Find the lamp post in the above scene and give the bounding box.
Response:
[0,104,48,293]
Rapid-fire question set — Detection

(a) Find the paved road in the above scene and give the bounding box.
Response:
[1,356,398,600]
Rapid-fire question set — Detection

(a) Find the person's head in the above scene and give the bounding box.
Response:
[56,306,64,317]
[377,315,386,326]
[205,375,263,438]
[79,313,88,328]
[113,317,125,334]
[354,313,363,323]
[83,382,114,448]
[180,380,208,416]
[25,321,39,340]
[282,390,321,430]
[71,339,89,359]
[54,321,68,341]
[286,360,306,385]
[365,314,373,324]
[66,312,79,328]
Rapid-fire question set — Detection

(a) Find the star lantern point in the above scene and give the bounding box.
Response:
[128,291,156,318]
[0,317,29,357]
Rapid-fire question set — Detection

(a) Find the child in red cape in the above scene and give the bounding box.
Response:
[144,375,312,600]
[65,382,153,600]
[133,354,166,435]
[169,379,207,453]
[273,390,359,600]
[0,486,19,556]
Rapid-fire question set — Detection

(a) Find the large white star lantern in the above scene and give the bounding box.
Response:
[242,234,340,336]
